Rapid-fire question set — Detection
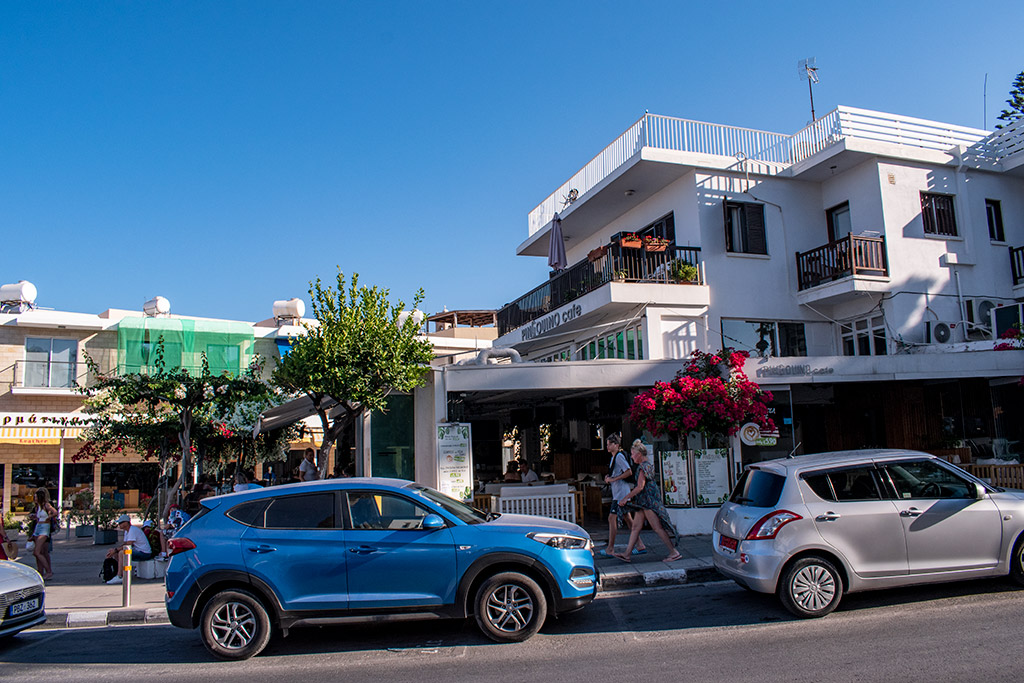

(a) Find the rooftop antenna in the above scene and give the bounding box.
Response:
[798,58,820,121]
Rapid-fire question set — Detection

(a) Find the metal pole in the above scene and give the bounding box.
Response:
[808,78,816,122]
[121,546,132,607]
[58,430,67,539]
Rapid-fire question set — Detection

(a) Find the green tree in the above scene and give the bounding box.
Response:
[996,70,1024,128]
[76,341,285,517]
[273,271,434,478]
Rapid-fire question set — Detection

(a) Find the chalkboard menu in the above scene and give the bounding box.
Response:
[693,448,731,506]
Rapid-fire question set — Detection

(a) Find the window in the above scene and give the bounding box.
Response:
[347,491,432,530]
[840,316,886,356]
[636,213,675,243]
[263,493,336,529]
[24,338,78,388]
[206,343,241,376]
[728,469,785,507]
[826,202,852,242]
[226,499,271,527]
[721,320,807,358]
[724,201,767,254]
[577,325,643,361]
[884,461,974,500]
[986,199,1005,242]
[920,193,957,237]
[804,467,882,501]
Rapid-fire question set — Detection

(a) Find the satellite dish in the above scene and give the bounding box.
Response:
[932,322,952,344]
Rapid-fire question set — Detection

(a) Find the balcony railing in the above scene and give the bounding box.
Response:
[498,244,702,336]
[796,235,888,291]
[10,360,88,390]
[1012,245,1024,286]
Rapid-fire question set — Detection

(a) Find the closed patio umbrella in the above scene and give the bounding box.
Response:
[548,212,567,271]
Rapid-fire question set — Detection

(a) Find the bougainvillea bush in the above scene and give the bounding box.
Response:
[629,349,775,444]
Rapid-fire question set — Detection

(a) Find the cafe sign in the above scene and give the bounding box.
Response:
[520,302,585,341]
[437,423,473,502]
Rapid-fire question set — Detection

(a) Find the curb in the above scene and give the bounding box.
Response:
[44,607,170,629]
[597,563,721,591]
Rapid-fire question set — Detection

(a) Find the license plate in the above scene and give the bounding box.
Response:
[9,597,40,617]
[719,535,738,553]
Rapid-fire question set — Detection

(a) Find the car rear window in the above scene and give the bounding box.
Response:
[729,469,785,507]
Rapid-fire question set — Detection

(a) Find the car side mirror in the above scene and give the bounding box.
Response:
[969,482,986,500]
[422,514,445,530]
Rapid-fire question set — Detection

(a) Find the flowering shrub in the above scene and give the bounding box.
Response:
[993,324,1023,351]
[629,349,775,443]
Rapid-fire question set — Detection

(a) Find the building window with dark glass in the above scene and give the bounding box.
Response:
[826,202,852,242]
[920,193,957,237]
[724,201,767,255]
[721,320,807,358]
[985,199,1005,242]
[840,316,886,356]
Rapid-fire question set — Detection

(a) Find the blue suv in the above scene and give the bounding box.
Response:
[165,478,597,659]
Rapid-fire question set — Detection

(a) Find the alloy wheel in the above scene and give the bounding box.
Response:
[791,564,836,612]
[209,600,258,650]
[484,583,535,634]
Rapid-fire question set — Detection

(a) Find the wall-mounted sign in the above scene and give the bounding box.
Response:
[520,303,585,341]
[739,422,778,447]
[755,364,834,378]
[694,448,731,506]
[436,423,473,502]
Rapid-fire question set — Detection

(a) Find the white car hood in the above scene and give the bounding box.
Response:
[0,560,44,593]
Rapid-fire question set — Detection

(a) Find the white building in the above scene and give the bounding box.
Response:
[427,108,1024,533]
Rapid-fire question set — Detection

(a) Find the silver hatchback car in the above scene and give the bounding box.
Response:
[712,449,1024,617]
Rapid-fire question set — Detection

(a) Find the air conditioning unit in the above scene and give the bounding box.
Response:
[965,298,999,339]
[925,320,960,344]
[992,303,1024,339]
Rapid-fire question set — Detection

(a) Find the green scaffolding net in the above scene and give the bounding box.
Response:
[117,317,255,377]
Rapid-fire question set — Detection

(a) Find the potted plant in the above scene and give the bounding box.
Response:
[70,490,95,537]
[643,236,670,252]
[91,499,122,545]
[669,260,699,283]
[618,233,642,249]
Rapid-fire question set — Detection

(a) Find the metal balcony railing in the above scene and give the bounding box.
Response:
[497,244,702,336]
[1011,245,1024,287]
[796,235,888,291]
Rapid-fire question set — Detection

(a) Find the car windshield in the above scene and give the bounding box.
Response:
[407,484,489,524]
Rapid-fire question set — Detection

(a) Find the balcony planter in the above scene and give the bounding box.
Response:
[669,261,699,283]
[587,245,608,262]
[618,233,642,249]
[644,237,670,252]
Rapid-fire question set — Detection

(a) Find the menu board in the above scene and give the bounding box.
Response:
[658,450,691,507]
[436,423,473,502]
[693,448,731,506]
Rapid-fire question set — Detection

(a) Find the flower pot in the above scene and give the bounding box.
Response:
[93,528,118,545]
[619,238,641,249]
[76,524,95,538]
[644,244,667,252]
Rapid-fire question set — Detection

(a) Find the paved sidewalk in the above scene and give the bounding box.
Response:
[8,524,719,630]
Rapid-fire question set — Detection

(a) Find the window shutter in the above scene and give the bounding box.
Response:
[723,200,733,251]
[744,203,767,254]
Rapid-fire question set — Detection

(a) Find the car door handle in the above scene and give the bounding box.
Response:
[349,545,377,554]
[815,512,841,521]
[248,545,277,554]
[900,508,922,517]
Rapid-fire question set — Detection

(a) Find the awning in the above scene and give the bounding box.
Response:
[255,395,353,436]
[0,426,85,445]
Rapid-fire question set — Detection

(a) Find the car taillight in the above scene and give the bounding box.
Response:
[167,537,196,557]
[745,510,802,540]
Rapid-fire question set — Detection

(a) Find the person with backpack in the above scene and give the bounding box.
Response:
[601,434,647,557]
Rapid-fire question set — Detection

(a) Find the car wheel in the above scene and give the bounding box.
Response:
[1010,535,1024,587]
[474,571,547,643]
[778,556,843,618]
[199,589,272,660]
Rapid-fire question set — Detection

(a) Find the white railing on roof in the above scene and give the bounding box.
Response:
[969,116,1024,162]
[527,114,790,236]
[527,107,994,237]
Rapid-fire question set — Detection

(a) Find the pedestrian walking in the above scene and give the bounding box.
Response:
[602,434,647,557]
[30,488,58,579]
[613,440,681,563]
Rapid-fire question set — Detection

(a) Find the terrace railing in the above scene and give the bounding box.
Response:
[796,235,888,291]
[498,244,702,336]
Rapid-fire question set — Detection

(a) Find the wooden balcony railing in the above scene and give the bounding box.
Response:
[497,244,702,336]
[796,235,888,291]
[1011,245,1024,286]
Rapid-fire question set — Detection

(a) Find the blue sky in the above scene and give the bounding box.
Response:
[2,1,1021,323]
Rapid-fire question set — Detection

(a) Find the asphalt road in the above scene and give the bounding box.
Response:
[3,578,1022,682]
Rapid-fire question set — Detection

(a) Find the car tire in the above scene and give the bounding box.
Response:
[199,589,272,660]
[1010,535,1024,587]
[778,556,843,618]
[474,571,547,643]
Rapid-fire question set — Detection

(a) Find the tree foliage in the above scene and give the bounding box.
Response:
[76,340,292,517]
[996,70,1024,128]
[273,270,434,477]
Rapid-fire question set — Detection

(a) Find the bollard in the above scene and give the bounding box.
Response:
[122,546,132,607]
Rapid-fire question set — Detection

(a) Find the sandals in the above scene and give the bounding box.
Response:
[662,553,682,563]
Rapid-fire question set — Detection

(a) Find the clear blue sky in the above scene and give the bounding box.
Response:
[2,1,1021,322]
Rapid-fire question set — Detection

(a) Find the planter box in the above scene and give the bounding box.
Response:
[75,524,95,538]
[644,243,668,252]
[93,528,118,545]
[620,239,641,249]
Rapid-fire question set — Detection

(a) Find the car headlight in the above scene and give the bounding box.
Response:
[527,532,592,550]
